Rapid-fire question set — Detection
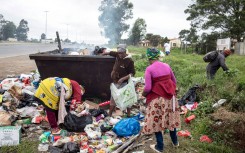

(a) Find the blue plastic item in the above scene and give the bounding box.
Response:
[112,118,140,137]
[132,113,145,121]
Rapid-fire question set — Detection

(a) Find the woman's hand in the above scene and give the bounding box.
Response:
[117,77,125,85]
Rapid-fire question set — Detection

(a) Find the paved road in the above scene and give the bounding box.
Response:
[0,43,80,58]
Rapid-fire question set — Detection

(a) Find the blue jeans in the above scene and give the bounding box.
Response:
[155,128,178,151]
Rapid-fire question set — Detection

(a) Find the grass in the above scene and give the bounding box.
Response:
[0,140,39,153]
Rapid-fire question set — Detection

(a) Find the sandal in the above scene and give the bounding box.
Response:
[51,128,61,135]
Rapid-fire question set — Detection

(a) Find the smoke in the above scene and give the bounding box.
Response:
[98,0,133,45]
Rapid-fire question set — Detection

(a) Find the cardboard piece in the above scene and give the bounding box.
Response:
[84,100,99,109]
[0,126,21,147]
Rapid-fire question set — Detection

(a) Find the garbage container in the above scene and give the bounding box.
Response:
[29,50,115,99]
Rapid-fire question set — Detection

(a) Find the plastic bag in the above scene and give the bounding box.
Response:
[200,135,212,143]
[49,146,62,153]
[113,118,140,137]
[89,109,108,117]
[110,76,137,111]
[63,142,80,153]
[63,113,93,132]
[84,124,102,139]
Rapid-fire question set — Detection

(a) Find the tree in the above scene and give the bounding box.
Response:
[0,14,5,40]
[41,33,46,39]
[16,19,29,41]
[2,21,16,40]
[128,18,147,45]
[195,32,221,54]
[150,35,161,47]
[98,0,133,44]
[185,0,245,42]
[145,33,153,41]
[159,37,169,47]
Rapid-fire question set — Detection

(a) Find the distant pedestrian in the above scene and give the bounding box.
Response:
[164,41,171,55]
[206,49,234,79]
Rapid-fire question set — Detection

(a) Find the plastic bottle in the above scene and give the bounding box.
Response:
[15,118,32,125]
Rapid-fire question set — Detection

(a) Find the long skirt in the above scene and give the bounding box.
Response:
[142,97,181,134]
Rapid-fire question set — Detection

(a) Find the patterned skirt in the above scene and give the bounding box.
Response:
[142,97,181,134]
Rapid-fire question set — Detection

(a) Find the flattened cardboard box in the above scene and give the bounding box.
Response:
[0,126,21,147]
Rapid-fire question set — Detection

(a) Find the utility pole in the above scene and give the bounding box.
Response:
[44,11,48,43]
[66,24,69,41]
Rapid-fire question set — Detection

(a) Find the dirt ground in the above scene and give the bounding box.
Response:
[0,55,37,80]
[211,107,245,151]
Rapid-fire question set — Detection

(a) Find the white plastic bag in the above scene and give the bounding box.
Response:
[110,76,137,111]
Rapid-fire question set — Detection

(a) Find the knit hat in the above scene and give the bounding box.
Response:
[224,49,232,56]
[146,48,160,60]
[117,44,127,52]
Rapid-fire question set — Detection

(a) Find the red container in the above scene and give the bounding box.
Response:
[99,101,110,107]
[185,115,196,123]
[54,136,61,142]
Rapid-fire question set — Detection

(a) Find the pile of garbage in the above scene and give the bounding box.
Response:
[0,71,148,153]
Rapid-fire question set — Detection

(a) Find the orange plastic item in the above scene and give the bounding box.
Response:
[200,135,212,143]
[185,114,196,123]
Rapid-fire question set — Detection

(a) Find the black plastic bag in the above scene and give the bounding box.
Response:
[18,93,39,108]
[100,124,113,132]
[89,109,108,117]
[0,89,5,94]
[63,113,93,132]
[178,85,199,106]
[48,146,62,153]
[63,142,79,153]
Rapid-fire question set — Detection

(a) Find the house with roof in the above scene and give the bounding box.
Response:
[169,38,181,48]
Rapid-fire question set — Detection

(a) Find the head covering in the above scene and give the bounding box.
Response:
[146,48,160,60]
[224,49,232,56]
[117,44,127,52]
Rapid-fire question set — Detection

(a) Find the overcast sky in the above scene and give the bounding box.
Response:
[0,0,193,44]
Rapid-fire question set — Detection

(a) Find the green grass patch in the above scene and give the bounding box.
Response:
[0,140,39,153]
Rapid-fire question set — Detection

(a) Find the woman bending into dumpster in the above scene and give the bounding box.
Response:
[142,48,181,153]
[34,77,84,134]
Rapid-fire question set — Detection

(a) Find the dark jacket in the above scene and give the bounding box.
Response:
[206,52,229,75]
[109,51,135,83]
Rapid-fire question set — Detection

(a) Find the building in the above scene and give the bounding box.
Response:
[139,40,150,47]
[7,38,17,42]
[235,40,245,55]
[40,39,54,44]
[169,38,181,48]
